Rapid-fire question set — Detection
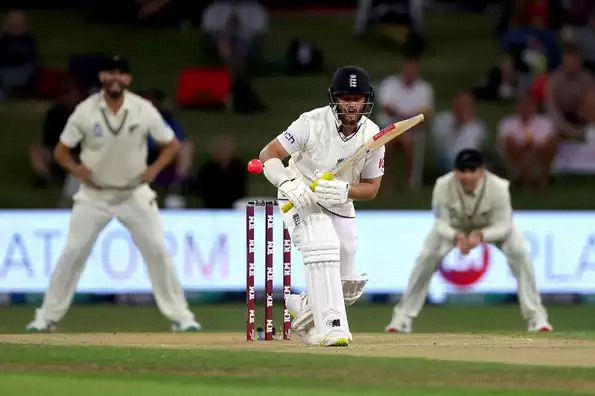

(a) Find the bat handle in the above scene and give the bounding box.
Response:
[280,172,333,213]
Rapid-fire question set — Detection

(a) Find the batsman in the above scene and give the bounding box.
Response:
[259,66,385,347]
[386,148,552,333]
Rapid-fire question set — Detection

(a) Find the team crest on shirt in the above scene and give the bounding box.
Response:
[93,123,102,137]
[129,123,139,133]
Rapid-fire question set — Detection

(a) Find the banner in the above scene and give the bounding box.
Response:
[1,210,595,297]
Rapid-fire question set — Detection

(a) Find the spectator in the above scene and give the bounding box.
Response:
[499,8,561,72]
[498,93,557,188]
[192,135,247,209]
[201,0,267,75]
[28,79,82,189]
[0,10,38,100]
[569,10,595,74]
[546,43,595,139]
[562,0,595,27]
[139,88,193,202]
[583,89,595,143]
[377,55,433,190]
[431,92,487,174]
[473,55,521,102]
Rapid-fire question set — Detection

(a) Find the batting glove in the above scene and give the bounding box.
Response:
[314,179,350,205]
[279,178,317,212]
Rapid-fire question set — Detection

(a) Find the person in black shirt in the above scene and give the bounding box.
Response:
[0,11,38,99]
[29,80,82,187]
[192,135,247,209]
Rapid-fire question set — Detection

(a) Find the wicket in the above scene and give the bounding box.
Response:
[246,200,292,341]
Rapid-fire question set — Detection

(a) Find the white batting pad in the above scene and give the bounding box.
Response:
[299,213,350,339]
[304,262,350,338]
[342,273,369,306]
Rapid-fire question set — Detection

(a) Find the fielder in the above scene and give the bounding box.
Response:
[26,56,200,332]
[386,148,552,333]
[259,66,385,347]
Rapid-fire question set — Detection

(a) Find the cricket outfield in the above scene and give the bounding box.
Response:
[1,304,594,395]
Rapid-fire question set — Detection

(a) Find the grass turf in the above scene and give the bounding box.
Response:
[0,341,594,395]
[1,303,594,334]
[1,304,594,395]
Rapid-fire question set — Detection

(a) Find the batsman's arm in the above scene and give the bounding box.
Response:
[479,187,513,243]
[349,145,385,200]
[259,139,291,187]
[431,182,457,241]
[348,176,381,200]
[259,118,309,187]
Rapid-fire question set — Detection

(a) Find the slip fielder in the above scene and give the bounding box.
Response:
[259,66,385,346]
[26,55,200,332]
[386,148,552,333]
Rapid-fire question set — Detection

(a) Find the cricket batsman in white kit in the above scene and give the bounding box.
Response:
[26,56,200,332]
[386,148,552,333]
[259,66,385,346]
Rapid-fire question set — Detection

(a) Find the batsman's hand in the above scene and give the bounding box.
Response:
[314,179,350,205]
[278,178,317,212]
[71,164,92,182]
[455,233,471,255]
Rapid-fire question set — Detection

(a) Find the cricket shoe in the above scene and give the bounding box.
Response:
[528,320,553,332]
[171,320,201,332]
[385,317,412,333]
[318,333,349,347]
[26,318,56,333]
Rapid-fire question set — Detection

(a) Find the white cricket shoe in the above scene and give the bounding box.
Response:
[26,318,56,333]
[528,319,553,332]
[171,320,201,332]
[385,316,412,333]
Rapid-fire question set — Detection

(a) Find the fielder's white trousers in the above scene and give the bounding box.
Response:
[34,184,195,324]
[392,227,549,322]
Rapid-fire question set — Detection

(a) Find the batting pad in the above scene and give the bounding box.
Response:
[300,213,350,338]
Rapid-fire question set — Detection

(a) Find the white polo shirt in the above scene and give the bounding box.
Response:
[377,75,434,118]
[60,91,174,189]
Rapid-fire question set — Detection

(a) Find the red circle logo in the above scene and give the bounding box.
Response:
[438,244,490,287]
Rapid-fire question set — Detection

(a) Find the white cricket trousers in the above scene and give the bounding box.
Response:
[35,184,195,324]
[393,227,548,322]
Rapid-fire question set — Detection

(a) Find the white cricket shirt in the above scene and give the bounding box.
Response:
[60,91,175,190]
[276,106,386,217]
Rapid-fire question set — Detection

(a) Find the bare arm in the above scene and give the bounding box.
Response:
[53,142,80,173]
[546,73,580,138]
[259,138,290,163]
[348,176,381,200]
[150,138,180,173]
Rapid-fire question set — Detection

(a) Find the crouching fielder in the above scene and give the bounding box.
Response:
[259,66,384,347]
[386,148,552,333]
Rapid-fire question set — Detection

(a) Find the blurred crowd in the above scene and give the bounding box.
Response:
[5,0,595,208]
[376,0,595,191]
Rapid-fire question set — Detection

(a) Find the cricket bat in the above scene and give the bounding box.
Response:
[281,113,424,213]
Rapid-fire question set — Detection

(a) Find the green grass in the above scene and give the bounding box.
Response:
[0,9,594,208]
[1,303,595,334]
[1,304,595,394]
[0,343,593,395]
